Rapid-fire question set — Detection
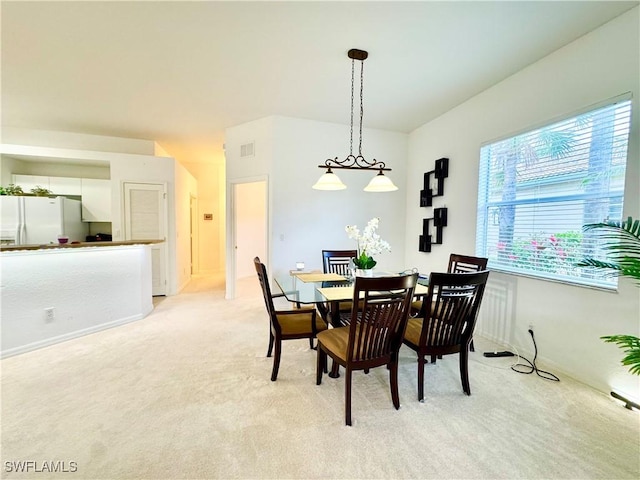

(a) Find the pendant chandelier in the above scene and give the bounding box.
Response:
[312,49,398,192]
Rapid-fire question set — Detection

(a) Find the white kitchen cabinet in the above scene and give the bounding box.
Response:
[81,178,111,222]
[12,174,50,192]
[12,174,82,195]
[49,176,82,195]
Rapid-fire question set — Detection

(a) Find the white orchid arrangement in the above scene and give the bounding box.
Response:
[345,217,391,269]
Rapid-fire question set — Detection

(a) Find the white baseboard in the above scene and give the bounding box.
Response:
[0,313,148,359]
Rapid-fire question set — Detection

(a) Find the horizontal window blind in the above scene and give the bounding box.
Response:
[476,99,632,289]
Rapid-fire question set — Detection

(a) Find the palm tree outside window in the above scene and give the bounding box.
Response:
[476,95,632,289]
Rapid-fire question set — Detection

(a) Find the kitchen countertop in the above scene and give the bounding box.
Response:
[1,239,164,252]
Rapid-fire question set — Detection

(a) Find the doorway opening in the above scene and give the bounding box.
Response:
[228,179,267,299]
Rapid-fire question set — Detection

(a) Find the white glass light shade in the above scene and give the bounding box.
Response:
[312,170,347,190]
[364,172,398,192]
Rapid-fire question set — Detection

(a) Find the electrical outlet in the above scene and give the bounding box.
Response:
[44,307,55,323]
[528,323,534,332]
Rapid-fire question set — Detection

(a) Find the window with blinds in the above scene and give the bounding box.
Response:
[476,97,632,289]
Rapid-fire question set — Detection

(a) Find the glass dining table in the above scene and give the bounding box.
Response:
[274,270,429,378]
[273,270,430,328]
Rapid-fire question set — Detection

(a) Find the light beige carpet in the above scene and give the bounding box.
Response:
[1,275,638,479]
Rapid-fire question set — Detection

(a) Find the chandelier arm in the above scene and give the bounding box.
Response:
[320,156,390,171]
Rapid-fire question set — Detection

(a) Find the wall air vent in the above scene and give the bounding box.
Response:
[240,142,255,158]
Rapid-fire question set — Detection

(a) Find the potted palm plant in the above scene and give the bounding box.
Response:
[578,216,640,376]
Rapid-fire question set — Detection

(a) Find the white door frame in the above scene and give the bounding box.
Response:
[226,175,268,300]
[190,194,199,274]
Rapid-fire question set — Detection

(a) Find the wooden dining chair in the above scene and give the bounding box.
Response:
[322,249,357,276]
[403,270,490,402]
[254,257,328,381]
[316,273,418,426]
[320,249,358,325]
[412,253,488,353]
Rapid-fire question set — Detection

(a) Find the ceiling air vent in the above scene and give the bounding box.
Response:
[240,142,255,158]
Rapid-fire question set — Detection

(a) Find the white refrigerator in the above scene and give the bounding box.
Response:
[0,196,88,245]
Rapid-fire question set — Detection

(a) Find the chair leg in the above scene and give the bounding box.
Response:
[316,346,324,385]
[418,354,426,402]
[430,354,437,364]
[470,338,475,352]
[390,360,400,410]
[460,347,471,395]
[345,368,353,426]
[309,338,314,350]
[329,360,340,378]
[271,340,282,382]
[267,332,274,357]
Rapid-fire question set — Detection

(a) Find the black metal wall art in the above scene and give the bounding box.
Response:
[419,157,450,253]
[420,157,449,207]
[419,207,448,252]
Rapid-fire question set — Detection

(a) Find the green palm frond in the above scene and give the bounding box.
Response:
[581,217,640,283]
[582,217,640,376]
[601,335,640,375]
[536,130,575,159]
[575,258,622,272]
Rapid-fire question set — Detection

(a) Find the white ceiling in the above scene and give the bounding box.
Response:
[2,1,638,165]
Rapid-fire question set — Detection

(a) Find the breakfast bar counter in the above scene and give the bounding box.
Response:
[0,239,163,252]
[1,240,162,358]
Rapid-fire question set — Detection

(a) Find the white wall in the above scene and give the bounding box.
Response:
[1,245,153,358]
[406,8,640,399]
[2,127,157,155]
[7,159,110,179]
[271,116,408,276]
[0,156,18,186]
[225,115,408,292]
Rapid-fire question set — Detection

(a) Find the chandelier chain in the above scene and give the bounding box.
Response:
[359,58,364,156]
[350,59,355,156]
[316,48,390,172]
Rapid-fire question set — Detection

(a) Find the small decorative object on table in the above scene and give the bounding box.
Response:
[345,217,391,275]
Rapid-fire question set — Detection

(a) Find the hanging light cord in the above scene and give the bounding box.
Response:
[348,57,366,159]
[349,58,355,157]
[358,58,364,157]
[511,329,560,382]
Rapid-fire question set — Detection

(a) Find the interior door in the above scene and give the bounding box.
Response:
[123,182,167,296]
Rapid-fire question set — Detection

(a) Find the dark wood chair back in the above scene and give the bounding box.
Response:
[347,274,418,366]
[447,254,488,353]
[448,253,488,274]
[420,271,489,350]
[404,270,490,401]
[316,273,418,425]
[322,249,357,276]
[254,256,279,333]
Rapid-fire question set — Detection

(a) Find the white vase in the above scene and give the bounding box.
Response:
[355,268,374,277]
